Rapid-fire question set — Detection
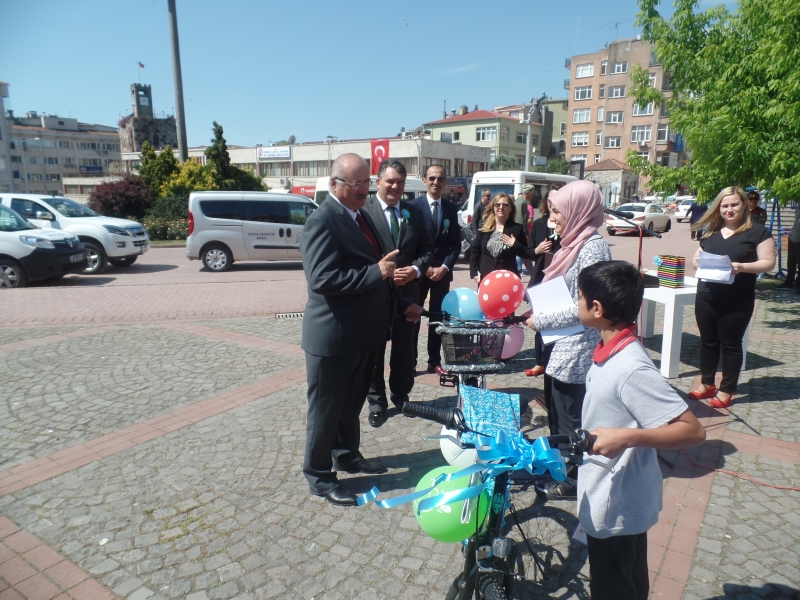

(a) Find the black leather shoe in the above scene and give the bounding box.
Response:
[338,459,388,475]
[320,487,358,506]
[368,411,387,428]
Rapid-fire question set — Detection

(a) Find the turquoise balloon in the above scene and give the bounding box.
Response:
[412,466,490,543]
[442,287,485,321]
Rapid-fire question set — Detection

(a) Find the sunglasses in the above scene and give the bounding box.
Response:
[494,203,511,209]
[427,176,446,183]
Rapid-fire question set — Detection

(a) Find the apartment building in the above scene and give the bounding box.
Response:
[564,37,679,184]
[0,83,12,193]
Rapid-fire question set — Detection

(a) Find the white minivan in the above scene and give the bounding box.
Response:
[0,193,150,274]
[313,175,427,206]
[186,191,317,271]
[461,171,578,229]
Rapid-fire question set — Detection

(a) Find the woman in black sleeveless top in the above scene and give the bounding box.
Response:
[688,186,775,408]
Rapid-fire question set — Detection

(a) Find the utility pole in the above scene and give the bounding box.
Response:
[168,0,188,162]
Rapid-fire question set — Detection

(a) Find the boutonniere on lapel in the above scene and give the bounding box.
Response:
[401,209,410,224]
[443,218,450,233]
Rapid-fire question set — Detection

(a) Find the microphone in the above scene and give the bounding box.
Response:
[604,207,635,220]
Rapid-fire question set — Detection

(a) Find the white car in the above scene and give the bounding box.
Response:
[606,203,672,235]
[673,198,695,222]
[0,204,88,288]
[0,193,149,274]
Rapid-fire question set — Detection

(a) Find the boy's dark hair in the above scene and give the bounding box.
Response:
[577,260,644,326]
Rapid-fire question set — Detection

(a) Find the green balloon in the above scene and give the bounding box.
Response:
[412,466,490,543]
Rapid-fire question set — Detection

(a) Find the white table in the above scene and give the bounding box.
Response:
[641,273,750,378]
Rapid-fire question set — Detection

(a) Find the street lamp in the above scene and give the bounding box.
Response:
[20,137,41,193]
[326,135,338,175]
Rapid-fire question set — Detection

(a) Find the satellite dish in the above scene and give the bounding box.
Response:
[287,135,296,144]
[411,126,424,137]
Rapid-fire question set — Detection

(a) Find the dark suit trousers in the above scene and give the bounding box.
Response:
[368,317,416,412]
[416,277,450,366]
[303,350,378,494]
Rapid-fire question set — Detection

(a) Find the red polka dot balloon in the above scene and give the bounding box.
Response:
[478,270,525,319]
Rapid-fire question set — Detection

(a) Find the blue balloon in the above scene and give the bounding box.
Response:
[441,287,485,321]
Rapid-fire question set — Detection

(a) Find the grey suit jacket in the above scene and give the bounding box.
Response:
[363,197,434,304]
[300,194,412,357]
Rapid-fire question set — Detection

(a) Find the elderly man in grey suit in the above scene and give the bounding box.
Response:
[363,159,433,427]
[301,153,423,506]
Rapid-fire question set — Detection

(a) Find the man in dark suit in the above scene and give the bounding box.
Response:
[301,153,423,506]
[364,159,433,427]
[410,164,463,374]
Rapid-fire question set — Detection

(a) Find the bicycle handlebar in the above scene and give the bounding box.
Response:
[402,404,595,454]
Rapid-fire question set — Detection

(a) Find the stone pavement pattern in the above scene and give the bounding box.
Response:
[0,237,798,599]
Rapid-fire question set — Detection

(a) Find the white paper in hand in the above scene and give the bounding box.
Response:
[696,250,735,284]
[526,276,584,344]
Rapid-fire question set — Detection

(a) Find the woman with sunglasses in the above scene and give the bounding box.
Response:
[469,193,531,283]
[522,180,611,501]
[688,186,775,408]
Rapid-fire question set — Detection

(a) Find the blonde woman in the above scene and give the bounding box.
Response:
[688,186,775,408]
[469,193,531,282]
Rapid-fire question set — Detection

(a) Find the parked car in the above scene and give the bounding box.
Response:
[605,203,672,235]
[0,204,88,288]
[186,191,317,271]
[673,198,695,222]
[0,193,149,274]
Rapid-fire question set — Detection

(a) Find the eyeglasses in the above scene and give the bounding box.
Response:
[335,177,371,189]
[427,176,446,183]
[494,203,511,209]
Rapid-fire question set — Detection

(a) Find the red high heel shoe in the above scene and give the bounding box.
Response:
[524,365,545,377]
[687,385,716,401]
[710,394,733,408]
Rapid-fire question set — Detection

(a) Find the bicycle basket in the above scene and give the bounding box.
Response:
[436,323,509,372]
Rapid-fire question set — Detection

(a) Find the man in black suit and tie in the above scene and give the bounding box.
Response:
[409,164,463,374]
[301,153,423,506]
[364,159,434,427]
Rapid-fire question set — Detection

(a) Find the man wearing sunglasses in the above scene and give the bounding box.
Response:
[409,164,463,374]
[472,189,492,235]
[300,153,424,506]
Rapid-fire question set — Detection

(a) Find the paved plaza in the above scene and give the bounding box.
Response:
[0,221,799,600]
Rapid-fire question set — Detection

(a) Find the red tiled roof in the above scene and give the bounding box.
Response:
[584,158,629,172]
[424,110,521,126]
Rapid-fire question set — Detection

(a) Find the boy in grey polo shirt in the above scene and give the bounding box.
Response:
[575,261,705,600]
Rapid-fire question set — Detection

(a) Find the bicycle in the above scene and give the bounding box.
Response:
[399,403,599,600]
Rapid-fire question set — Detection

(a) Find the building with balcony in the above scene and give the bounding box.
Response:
[564,36,679,192]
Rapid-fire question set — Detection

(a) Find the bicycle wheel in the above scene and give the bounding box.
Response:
[445,574,465,600]
[479,577,508,600]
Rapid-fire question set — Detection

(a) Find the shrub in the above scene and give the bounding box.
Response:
[142,217,189,241]
[87,174,153,221]
[147,194,189,220]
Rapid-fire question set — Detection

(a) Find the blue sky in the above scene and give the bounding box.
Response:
[0,0,731,148]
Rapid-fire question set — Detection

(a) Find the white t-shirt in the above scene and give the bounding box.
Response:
[577,341,687,538]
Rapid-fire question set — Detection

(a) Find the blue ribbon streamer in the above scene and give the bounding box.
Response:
[357,432,566,509]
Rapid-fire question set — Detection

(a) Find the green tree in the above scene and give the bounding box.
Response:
[629,0,800,203]
[138,142,180,197]
[160,161,219,198]
[489,155,519,171]
[533,157,570,175]
[204,121,265,192]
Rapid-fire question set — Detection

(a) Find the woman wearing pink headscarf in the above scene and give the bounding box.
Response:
[524,180,611,501]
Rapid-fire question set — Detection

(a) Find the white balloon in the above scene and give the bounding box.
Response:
[483,294,489,301]
[440,425,477,468]
[502,294,510,301]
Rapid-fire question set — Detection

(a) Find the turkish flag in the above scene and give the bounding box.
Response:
[370,139,389,175]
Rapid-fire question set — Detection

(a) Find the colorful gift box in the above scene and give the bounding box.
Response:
[654,255,685,288]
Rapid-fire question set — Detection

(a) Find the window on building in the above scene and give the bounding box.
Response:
[572,132,589,147]
[0,158,5,172]
[41,139,56,148]
[261,161,291,177]
[59,141,72,149]
[531,134,539,145]
[597,107,605,122]
[510,111,519,118]
[650,52,662,66]
[657,123,669,142]
[453,132,460,141]
[499,127,509,142]
[596,131,602,146]
[80,158,102,166]
[570,154,587,164]
[612,62,628,74]
[659,101,670,117]
[467,161,486,176]
[10,155,22,163]
[662,74,672,90]
[476,126,497,141]
[594,154,602,163]
[560,122,567,135]
[62,157,75,167]
[573,108,591,123]
[81,186,95,195]
[293,161,329,177]
[558,140,566,154]
[516,155,525,168]
[631,126,652,143]
[607,111,624,124]
[637,151,650,161]
[632,103,654,116]
[27,156,39,164]
[609,86,626,98]
[604,137,621,148]
[397,157,419,176]
[575,63,594,78]
[598,84,605,98]
[23,139,40,148]
[44,157,58,165]
[648,73,657,88]
[516,132,527,144]
[44,174,60,181]
[64,185,81,195]
[424,158,451,176]
[600,61,608,75]
[574,86,592,100]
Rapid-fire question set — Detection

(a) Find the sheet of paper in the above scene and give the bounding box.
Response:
[572,523,588,545]
[696,250,735,284]
[526,276,585,344]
